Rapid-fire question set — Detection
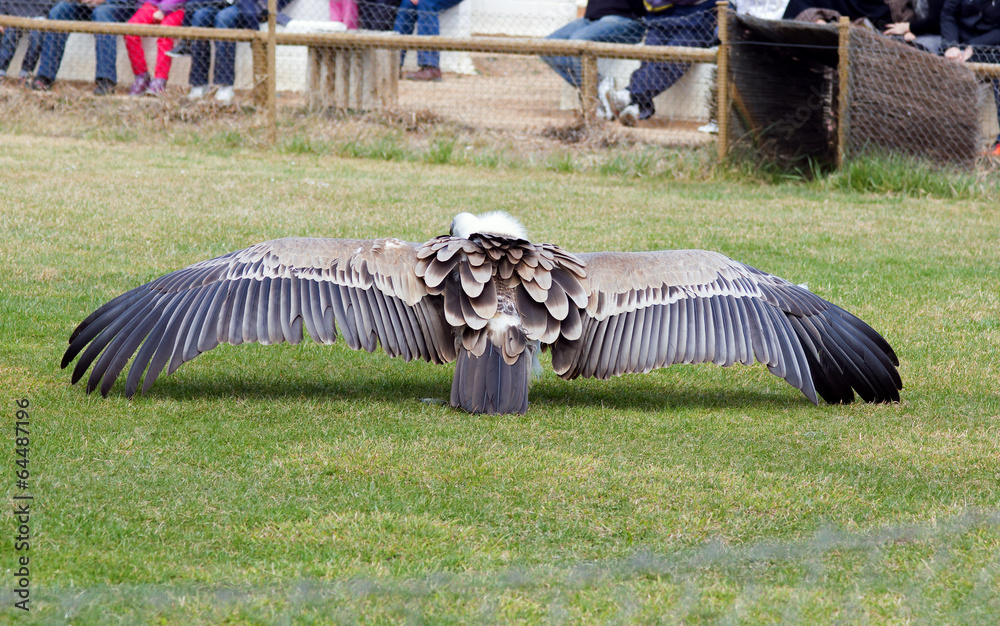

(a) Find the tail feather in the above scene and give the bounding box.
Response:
[451,342,531,415]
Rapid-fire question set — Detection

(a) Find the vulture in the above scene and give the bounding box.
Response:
[62,211,901,414]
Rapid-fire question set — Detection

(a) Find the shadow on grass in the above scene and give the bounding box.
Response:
[127,369,803,412]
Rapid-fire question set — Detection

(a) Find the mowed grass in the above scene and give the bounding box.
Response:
[1,133,999,622]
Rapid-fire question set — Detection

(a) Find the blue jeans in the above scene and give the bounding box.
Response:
[393,0,463,69]
[0,28,44,75]
[628,3,717,118]
[36,0,137,82]
[189,4,256,87]
[541,16,646,88]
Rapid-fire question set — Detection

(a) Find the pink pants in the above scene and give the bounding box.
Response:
[124,3,185,80]
[329,0,358,29]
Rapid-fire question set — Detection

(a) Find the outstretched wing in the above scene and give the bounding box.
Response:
[549,250,901,404]
[62,237,456,398]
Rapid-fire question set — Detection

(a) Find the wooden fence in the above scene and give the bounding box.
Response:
[2,1,997,164]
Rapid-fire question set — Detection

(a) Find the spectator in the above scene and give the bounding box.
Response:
[600,0,718,126]
[186,0,295,103]
[939,0,1000,155]
[124,0,186,95]
[393,0,465,81]
[31,0,140,94]
[0,0,53,85]
[541,0,647,90]
[883,0,945,53]
[329,0,357,29]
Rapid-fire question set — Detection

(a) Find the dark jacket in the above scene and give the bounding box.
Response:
[236,0,295,24]
[940,0,1000,46]
[0,0,54,18]
[909,0,946,34]
[584,0,646,20]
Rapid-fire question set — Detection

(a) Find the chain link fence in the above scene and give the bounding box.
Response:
[2,1,1000,167]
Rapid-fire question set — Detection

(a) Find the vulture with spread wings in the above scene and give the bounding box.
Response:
[62,211,901,414]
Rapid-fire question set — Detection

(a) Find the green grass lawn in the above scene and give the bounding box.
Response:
[1,134,998,622]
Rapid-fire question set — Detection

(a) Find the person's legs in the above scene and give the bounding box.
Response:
[627,3,717,119]
[93,0,138,85]
[22,30,44,75]
[542,16,645,87]
[189,6,220,87]
[125,3,157,79]
[212,4,255,87]
[414,0,463,68]
[35,1,91,83]
[153,9,184,79]
[393,0,417,35]
[0,28,21,73]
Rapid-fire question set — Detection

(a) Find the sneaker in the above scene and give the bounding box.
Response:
[128,73,150,96]
[30,75,53,91]
[698,120,719,134]
[215,85,235,104]
[94,77,116,96]
[618,103,640,127]
[188,85,208,100]
[145,77,167,96]
[404,66,442,81]
[165,39,191,58]
[604,87,633,121]
[596,76,615,119]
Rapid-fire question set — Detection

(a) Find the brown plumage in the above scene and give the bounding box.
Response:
[62,212,901,414]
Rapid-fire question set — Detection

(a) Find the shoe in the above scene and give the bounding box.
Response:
[618,103,640,127]
[698,120,719,134]
[145,77,167,96]
[128,73,150,96]
[404,66,442,81]
[990,142,1000,158]
[596,76,615,119]
[30,75,53,91]
[166,40,191,58]
[604,87,633,121]
[215,85,234,103]
[188,85,209,100]
[94,78,116,96]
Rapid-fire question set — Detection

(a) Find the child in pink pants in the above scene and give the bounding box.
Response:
[329,0,358,29]
[125,0,186,96]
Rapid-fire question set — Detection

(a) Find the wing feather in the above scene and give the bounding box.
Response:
[63,238,455,397]
[549,250,901,404]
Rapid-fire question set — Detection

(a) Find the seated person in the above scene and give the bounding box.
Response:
[393,0,466,81]
[124,0,186,95]
[0,0,53,85]
[541,0,648,89]
[601,0,718,126]
[186,0,295,103]
[31,0,141,95]
[939,0,1000,154]
[883,0,945,54]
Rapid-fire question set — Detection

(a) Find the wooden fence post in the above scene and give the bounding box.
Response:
[715,0,730,162]
[581,52,598,125]
[836,16,850,168]
[266,0,277,145]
